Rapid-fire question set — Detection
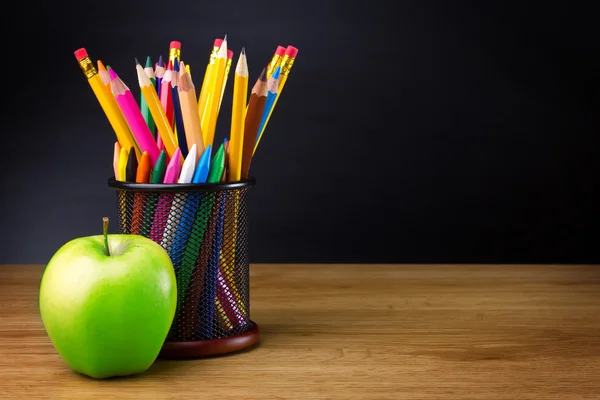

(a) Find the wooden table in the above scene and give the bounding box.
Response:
[1,264,600,399]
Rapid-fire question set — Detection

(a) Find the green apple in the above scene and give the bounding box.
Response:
[39,217,177,379]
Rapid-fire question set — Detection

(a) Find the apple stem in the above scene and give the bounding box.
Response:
[103,217,111,256]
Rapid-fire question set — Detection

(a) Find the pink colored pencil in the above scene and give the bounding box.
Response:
[109,68,160,166]
[149,148,181,243]
[216,269,245,326]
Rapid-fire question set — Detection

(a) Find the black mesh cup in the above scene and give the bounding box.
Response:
[107,177,259,358]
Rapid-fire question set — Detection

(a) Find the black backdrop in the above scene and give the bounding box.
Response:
[1,1,598,264]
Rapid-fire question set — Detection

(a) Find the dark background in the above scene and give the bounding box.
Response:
[1,1,598,264]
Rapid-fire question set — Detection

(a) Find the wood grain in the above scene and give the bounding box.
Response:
[1,264,600,399]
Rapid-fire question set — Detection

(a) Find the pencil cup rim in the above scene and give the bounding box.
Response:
[107,176,256,192]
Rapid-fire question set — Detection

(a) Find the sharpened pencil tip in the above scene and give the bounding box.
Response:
[259,67,266,81]
[223,34,228,42]
[134,57,140,65]
[241,47,245,55]
[145,55,152,68]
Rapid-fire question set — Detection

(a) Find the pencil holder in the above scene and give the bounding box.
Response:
[107,177,259,359]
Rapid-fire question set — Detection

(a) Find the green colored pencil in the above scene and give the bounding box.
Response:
[141,56,157,139]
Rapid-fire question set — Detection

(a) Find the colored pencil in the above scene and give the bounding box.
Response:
[125,145,138,182]
[171,58,188,157]
[254,45,298,154]
[141,56,157,140]
[74,48,140,160]
[162,144,197,255]
[140,150,167,237]
[197,38,223,133]
[228,48,248,182]
[240,68,268,179]
[255,66,280,146]
[117,146,128,182]
[131,151,150,234]
[171,145,211,295]
[97,60,111,87]
[160,61,175,131]
[135,60,183,164]
[177,144,225,338]
[109,67,160,166]
[178,61,205,161]
[113,141,121,178]
[149,148,181,243]
[154,55,165,97]
[203,36,228,148]
[136,150,151,183]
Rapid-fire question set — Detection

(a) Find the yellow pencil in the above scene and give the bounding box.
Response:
[266,45,286,78]
[74,48,140,160]
[218,49,234,111]
[228,48,248,182]
[118,146,129,181]
[254,45,298,154]
[178,61,205,162]
[134,60,184,165]
[203,36,229,148]
[197,38,223,136]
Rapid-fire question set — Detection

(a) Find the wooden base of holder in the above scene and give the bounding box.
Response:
[158,321,260,359]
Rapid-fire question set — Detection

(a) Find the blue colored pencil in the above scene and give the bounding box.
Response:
[256,66,281,144]
[203,191,227,337]
[170,145,212,271]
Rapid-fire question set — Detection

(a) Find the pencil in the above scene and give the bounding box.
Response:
[125,145,138,182]
[202,36,228,147]
[255,66,280,147]
[136,150,151,183]
[140,150,167,237]
[131,151,150,235]
[117,146,128,182]
[218,49,234,111]
[97,60,111,87]
[74,48,140,160]
[168,40,181,68]
[170,145,211,304]
[154,55,165,97]
[254,45,298,154]
[141,56,157,140]
[171,58,188,157]
[178,61,205,161]
[109,67,160,166]
[162,145,196,257]
[149,148,181,243]
[135,60,183,165]
[197,38,223,133]
[240,68,268,179]
[228,48,249,182]
[113,141,121,178]
[160,61,175,132]
[266,45,286,78]
[164,144,197,263]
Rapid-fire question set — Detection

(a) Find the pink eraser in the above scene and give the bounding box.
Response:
[109,67,118,81]
[170,41,181,50]
[285,46,298,58]
[74,48,88,61]
[214,38,223,48]
[227,50,233,59]
[275,46,286,56]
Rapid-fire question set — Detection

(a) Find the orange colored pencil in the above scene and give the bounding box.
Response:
[130,151,151,234]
